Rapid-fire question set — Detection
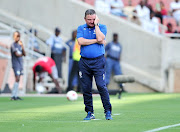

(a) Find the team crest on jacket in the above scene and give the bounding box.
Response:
[93,30,96,34]
[79,71,82,78]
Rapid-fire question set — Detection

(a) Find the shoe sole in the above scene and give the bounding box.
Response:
[106,119,112,120]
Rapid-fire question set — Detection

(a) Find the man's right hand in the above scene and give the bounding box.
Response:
[97,40,106,45]
[94,15,99,26]
[18,40,23,47]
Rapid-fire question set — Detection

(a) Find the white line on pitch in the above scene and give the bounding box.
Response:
[93,119,101,120]
[144,123,180,132]
[79,121,90,122]
[113,113,121,116]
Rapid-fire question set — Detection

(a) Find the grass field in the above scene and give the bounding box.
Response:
[0,93,180,132]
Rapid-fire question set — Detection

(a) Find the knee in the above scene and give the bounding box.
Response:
[96,83,106,91]
[15,76,20,82]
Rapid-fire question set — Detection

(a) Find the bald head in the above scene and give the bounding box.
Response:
[13,31,20,43]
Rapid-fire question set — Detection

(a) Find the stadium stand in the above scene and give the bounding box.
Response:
[0,11,70,94]
[82,0,180,35]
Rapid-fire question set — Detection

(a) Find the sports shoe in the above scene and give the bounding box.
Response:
[84,111,95,120]
[10,96,17,101]
[105,111,113,120]
[16,97,23,100]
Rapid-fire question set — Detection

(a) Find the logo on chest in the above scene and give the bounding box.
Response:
[111,45,121,52]
[93,30,96,34]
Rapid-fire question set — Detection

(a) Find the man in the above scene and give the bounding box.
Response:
[143,12,160,34]
[110,0,127,17]
[67,39,81,92]
[46,27,65,78]
[135,0,150,29]
[105,33,125,92]
[10,31,26,100]
[77,9,112,120]
[66,30,78,90]
[130,10,141,26]
[95,0,111,14]
[32,57,62,94]
[170,0,180,26]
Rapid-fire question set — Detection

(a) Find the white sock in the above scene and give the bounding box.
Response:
[11,82,19,97]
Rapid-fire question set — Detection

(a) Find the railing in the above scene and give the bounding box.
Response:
[0,9,70,93]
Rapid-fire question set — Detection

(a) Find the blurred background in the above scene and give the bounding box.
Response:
[0,0,180,94]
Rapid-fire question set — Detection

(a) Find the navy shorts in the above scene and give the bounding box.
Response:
[13,68,23,76]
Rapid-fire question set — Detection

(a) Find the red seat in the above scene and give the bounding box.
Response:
[84,0,95,6]
[163,17,177,27]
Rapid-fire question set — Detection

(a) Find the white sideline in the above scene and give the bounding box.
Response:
[145,123,180,132]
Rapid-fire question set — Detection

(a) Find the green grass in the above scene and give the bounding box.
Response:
[1,93,180,132]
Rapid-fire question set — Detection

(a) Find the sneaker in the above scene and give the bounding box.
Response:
[47,88,59,94]
[16,97,23,100]
[105,111,113,120]
[84,111,95,120]
[10,96,17,101]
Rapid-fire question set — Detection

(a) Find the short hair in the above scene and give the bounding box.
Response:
[35,65,43,72]
[55,27,61,33]
[85,9,96,18]
[113,33,118,37]
[13,31,20,36]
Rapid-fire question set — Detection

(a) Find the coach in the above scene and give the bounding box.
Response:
[77,9,112,120]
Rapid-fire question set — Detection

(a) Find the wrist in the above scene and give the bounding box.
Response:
[95,23,99,26]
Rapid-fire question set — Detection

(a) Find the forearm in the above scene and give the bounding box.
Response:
[77,38,97,46]
[95,26,105,42]
[33,74,36,91]
[22,47,26,56]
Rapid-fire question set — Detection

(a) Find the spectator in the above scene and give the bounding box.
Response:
[66,30,78,91]
[170,0,180,26]
[46,27,65,78]
[135,0,150,29]
[10,31,26,100]
[143,12,160,34]
[95,0,111,14]
[130,9,141,26]
[165,23,173,33]
[144,0,153,13]
[105,33,125,92]
[155,1,167,24]
[110,0,127,17]
[32,57,62,94]
[165,23,180,39]
[159,1,168,16]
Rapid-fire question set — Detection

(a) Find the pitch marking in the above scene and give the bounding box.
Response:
[113,113,121,116]
[79,121,90,122]
[144,123,180,132]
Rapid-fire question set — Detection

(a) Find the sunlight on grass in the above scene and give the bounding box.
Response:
[1,94,180,123]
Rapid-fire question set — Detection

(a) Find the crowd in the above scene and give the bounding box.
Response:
[92,0,180,35]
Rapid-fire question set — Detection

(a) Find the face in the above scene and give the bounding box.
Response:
[168,25,172,31]
[140,0,145,6]
[113,35,118,42]
[13,32,20,42]
[55,31,60,37]
[150,13,154,19]
[84,14,96,27]
[72,31,77,40]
